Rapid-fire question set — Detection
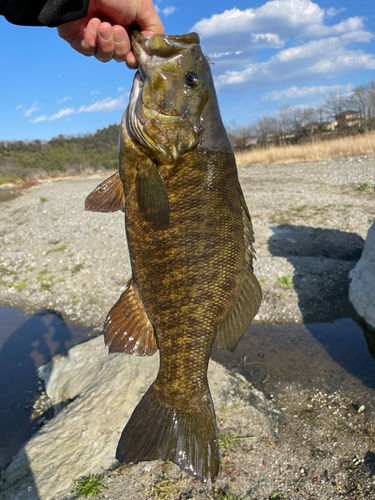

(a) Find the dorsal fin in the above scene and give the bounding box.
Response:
[104,279,158,356]
[214,187,262,351]
[85,171,125,213]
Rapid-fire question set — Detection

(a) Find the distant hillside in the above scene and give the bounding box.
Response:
[0,124,120,181]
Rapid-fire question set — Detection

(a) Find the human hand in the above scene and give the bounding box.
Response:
[57,0,164,67]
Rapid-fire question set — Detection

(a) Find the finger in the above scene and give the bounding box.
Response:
[136,0,164,35]
[125,1,165,68]
[96,22,115,63]
[113,26,131,63]
[81,18,101,55]
[76,18,100,56]
[125,51,138,69]
[124,28,162,68]
[57,18,99,57]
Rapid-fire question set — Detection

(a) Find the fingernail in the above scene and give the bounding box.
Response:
[99,28,112,42]
[114,32,126,45]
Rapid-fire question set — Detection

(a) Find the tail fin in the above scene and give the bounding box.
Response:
[116,383,219,482]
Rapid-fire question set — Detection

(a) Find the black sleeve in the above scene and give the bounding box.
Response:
[0,0,90,27]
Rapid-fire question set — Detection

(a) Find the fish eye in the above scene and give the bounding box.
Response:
[185,72,199,88]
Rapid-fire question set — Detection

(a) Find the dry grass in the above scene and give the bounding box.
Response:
[235,131,375,166]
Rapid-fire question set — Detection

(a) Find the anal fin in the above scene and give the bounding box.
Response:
[104,279,157,356]
[85,171,125,213]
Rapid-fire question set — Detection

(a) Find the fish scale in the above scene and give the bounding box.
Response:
[85,30,262,482]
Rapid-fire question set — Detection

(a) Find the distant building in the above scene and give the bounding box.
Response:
[245,137,258,147]
[322,120,338,132]
[336,110,361,129]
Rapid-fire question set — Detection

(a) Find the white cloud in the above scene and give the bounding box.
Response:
[190,0,375,92]
[91,90,100,95]
[216,34,375,91]
[192,1,367,56]
[325,7,346,18]
[118,87,124,92]
[155,5,177,16]
[57,96,72,104]
[208,51,232,59]
[162,6,177,16]
[30,115,48,123]
[78,96,126,113]
[30,96,127,123]
[16,104,23,110]
[24,102,39,117]
[30,108,75,123]
[262,84,354,101]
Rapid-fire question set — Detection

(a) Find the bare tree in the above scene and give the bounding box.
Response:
[348,84,369,121]
[226,121,253,150]
[253,115,280,145]
[323,92,349,120]
[277,105,319,140]
[278,106,295,135]
[367,81,375,123]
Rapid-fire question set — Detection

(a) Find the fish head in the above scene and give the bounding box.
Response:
[127,31,211,162]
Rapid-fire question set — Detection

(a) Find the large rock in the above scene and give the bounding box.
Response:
[349,221,375,329]
[0,336,277,500]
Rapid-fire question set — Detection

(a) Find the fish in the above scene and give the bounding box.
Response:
[85,31,262,483]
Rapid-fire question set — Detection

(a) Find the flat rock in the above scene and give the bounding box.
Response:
[349,220,375,329]
[0,336,277,500]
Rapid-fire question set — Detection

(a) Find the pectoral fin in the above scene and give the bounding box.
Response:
[104,279,157,356]
[136,163,170,229]
[85,171,125,213]
[214,187,262,351]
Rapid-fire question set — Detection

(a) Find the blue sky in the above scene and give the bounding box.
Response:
[1,0,374,141]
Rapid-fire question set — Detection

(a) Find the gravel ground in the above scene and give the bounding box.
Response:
[1,155,375,500]
[0,154,374,327]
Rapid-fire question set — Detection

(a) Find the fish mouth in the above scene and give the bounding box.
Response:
[131,30,200,60]
[130,32,175,121]
[130,30,200,122]
[127,31,201,161]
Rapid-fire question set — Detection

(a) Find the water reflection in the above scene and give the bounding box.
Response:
[306,318,375,390]
[0,307,92,469]
[211,318,375,393]
[0,187,18,203]
[353,314,375,363]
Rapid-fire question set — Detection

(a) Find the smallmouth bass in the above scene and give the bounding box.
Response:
[85,31,262,482]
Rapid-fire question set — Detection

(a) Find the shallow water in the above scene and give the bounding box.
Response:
[0,307,93,468]
[0,187,18,203]
[212,317,375,395]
